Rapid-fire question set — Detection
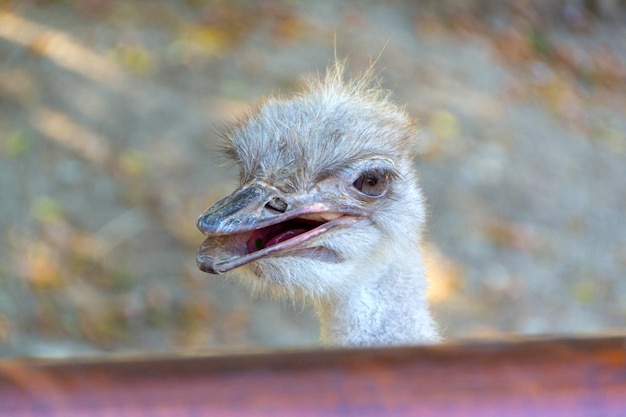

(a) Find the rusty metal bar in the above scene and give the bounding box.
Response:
[0,335,625,416]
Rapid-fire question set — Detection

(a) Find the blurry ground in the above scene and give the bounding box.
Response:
[0,0,625,357]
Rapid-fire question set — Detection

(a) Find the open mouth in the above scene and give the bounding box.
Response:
[197,212,361,274]
[246,218,323,254]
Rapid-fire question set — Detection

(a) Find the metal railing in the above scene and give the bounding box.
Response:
[1,335,625,416]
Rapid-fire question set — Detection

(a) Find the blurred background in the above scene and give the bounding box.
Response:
[0,0,625,358]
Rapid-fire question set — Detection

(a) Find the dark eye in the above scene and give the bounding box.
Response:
[353,171,388,197]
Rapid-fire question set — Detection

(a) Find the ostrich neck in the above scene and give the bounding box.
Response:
[315,250,439,347]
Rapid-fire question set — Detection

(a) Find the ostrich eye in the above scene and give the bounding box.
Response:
[353,171,388,197]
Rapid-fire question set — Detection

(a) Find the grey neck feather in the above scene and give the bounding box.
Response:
[314,249,440,347]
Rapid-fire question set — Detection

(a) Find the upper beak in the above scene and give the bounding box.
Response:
[196,182,363,274]
[197,183,283,235]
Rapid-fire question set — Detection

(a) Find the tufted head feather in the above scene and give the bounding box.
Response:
[221,62,418,191]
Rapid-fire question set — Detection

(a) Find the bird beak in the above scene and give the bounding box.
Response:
[197,183,278,236]
[196,182,363,274]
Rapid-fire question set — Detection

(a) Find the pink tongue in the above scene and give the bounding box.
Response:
[266,228,308,248]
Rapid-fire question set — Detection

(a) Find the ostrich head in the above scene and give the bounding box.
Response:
[197,64,426,301]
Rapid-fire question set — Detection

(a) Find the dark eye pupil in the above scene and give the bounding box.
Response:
[353,171,387,197]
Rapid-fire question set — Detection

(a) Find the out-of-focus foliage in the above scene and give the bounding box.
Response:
[0,0,624,357]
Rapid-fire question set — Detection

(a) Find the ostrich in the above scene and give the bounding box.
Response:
[197,63,440,347]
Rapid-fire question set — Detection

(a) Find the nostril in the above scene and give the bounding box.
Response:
[265,197,288,213]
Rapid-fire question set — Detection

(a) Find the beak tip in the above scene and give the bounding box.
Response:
[197,213,217,234]
[196,215,207,233]
[197,256,218,274]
